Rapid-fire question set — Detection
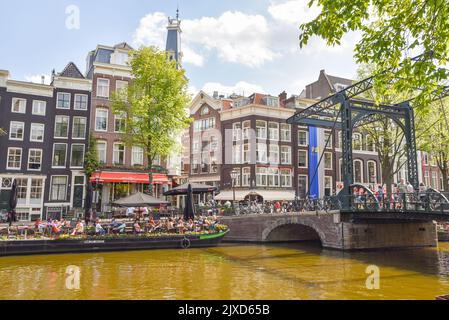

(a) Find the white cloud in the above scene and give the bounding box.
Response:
[183,47,204,67]
[183,11,278,68]
[268,0,321,25]
[133,12,167,48]
[24,74,51,85]
[201,81,265,96]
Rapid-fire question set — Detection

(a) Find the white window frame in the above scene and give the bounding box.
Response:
[9,121,25,141]
[353,159,364,183]
[132,146,144,166]
[116,80,128,93]
[114,113,126,133]
[298,130,308,146]
[298,150,308,168]
[367,160,377,184]
[256,120,267,140]
[280,146,291,165]
[353,133,363,151]
[70,144,85,168]
[72,117,87,139]
[324,152,333,170]
[32,100,46,116]
[74,94,88,110]
[242,167,251,187]
[242,120,251,140]
[11,98,26,113]
[256,167,268,187]
[232,144,242,164]
[6,147,22,170]
[298,174,309,198]
[268,122,279,141]
[97,78,110,98]
[256,143,268,163]
[281,169,292,188]
[269,144,279,164]
[52,143,68,168]
[50,176,68,201]
[56,92,71,109]
[324,131,333,148]
[96,140,107,164]
[95,108,108,132]
[113,142,125,165]
[232,122,242,141]
[54,115,70,139]
[28,148,43,171]
[30,123,45,142]
[280,124,291,142]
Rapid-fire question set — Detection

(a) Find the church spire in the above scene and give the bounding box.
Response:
[166,9,182,68]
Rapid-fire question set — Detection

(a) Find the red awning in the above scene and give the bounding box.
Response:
[90,172,172,185]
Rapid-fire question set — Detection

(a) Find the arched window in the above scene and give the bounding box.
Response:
[354,159,363,183]
[201,106,210,115]
[366,134,375,152]
[367,161,377,184]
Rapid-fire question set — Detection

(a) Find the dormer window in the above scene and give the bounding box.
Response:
[263,96,279,107]
[234,98,250,108]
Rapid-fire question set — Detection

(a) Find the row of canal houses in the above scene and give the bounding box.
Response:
[0,16,183,221]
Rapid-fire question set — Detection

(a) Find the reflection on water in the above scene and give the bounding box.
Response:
[0,242,448,300]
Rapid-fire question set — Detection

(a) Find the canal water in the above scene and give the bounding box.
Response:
[0,242,448,300]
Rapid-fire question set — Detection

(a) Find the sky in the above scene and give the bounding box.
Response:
[0,0,361,97]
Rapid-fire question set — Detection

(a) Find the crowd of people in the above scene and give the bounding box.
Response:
[3,215,223,239]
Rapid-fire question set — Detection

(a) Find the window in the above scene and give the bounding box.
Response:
[74,94,88,110]
[71,144,85,167]
[268,168,280,187]
[298,130,308,146]
[366,134,375,152]
[113,143,125,165]
[339,158,344,182]
[324,176,332,196]
[210,136,219,151]
[424,171,430,187]
[95,109,108,131]
[16,178,28,201]
[30,123,44,142]
[32,100,46,115]
[72,117,87,139]
[324,152,333,170]
[256,121,267,139]
[432,172,437,188]
[233,123,242,141]
[28,149,42,171]
[354,160,363,183]
[265,96,279,107]
[353,133,363,151]
[268,122,279,141]
[52,143,67,167]
[324,132,333,148]
[57,92,71,109]
[242,167,251,187]
[7,148,22,170]
[192,139,200,153]
[269,144,279,164]
[9,121,24,140]
[256,167,268,186]
[367,161,377,184]
[50,176,68,201]
[281,146,291,164]
[201,106,210,115]
[256,143,267,163]
[298,150,308,168]
[97,78,110,98]
[96,141,107,164]
[54,116,69,138]
[114,113,126,133]
[232,144,241,164]
[280,124,291,142]
[232,168,241,187]
[298,175,308,199]
[281,169,292,187]
[116,80,128,94]
[11,98,26,113]
[243,144,250,163]
[30,179,43,201]
[193,118,215,132]
[132,146,144,166]
[242,121,251,140]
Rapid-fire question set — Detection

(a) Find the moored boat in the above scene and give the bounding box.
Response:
[0,230,229,257]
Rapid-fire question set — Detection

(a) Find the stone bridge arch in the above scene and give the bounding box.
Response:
[261,216,330,245]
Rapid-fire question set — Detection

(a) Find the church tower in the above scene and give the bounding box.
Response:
[166,9,182,68]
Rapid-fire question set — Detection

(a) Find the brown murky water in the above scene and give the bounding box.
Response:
[0,242,448,300]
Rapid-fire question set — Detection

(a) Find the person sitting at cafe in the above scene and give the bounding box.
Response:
[95,220,106,235]
[133,220,142,234]
[71,220,85,236]
[111,218,126,234]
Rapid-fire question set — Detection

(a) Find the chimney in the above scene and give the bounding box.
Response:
[278,91,287,107]
[213,91,219,99]
[41,75,45,84]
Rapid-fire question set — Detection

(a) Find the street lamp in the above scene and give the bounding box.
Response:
[230,170,239,214]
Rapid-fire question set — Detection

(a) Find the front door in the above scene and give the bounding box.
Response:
[73,176,84,208]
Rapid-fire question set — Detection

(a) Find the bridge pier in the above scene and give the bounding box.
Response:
[220,213,438,250]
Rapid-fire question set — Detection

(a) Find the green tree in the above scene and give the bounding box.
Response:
[416,100,449,190]
[355,64,412,193]
[112,46,191,195]
[84,134,100,180]
[299,0,449,109]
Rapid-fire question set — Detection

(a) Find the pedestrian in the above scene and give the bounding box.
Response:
[275,201,281,213]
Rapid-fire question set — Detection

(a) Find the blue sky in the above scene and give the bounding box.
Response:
[0,0,360,96]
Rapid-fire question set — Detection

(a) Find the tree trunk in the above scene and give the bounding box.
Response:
[441,164,449,192]
[147,155,154,196]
